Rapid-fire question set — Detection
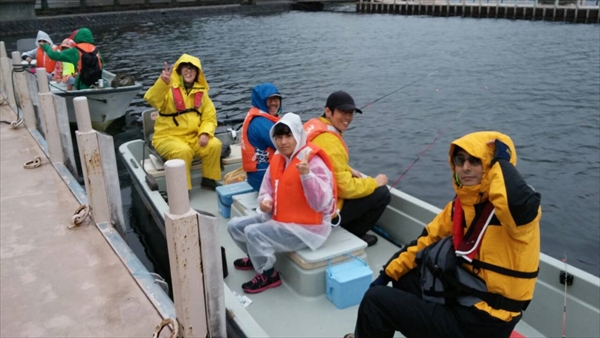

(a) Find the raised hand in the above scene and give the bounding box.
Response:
[296,151,310,175]
[487,139,511,164]
[160,61,172,85]
[259,199,273,213]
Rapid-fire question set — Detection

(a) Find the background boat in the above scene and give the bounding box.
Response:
[48,70,142,131]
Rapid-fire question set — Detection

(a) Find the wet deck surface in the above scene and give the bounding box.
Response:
[0,105,168,337]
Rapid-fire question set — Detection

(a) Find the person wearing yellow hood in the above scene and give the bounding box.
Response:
[345,131,541,338]
[144,54,222,190]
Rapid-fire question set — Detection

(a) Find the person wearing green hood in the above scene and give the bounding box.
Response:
[144,54,222,191]
[40,28,103,90]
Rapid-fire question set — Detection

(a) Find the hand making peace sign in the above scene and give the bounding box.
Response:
[296,151,310,175]
[161,62,173,85]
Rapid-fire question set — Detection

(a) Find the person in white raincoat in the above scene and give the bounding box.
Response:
[227,112,336,294]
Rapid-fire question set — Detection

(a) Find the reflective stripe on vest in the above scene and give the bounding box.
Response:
[303,118,349,154]
[158,88,204,126]
[270,143,336,225]
[241,107,280,172]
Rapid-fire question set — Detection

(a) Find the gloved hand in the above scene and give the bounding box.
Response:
[491,139,511,164]
[370,272,391,288]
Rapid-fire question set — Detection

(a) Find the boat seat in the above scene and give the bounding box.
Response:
[231,192,369,297]
[141,109,242,178]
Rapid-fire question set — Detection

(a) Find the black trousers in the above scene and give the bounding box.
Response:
[336,186,391,237]
[354,270,521,338]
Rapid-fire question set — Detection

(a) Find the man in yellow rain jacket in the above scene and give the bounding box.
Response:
[346,131,541,338]
[304,91,391,246]
[144,54,222,190]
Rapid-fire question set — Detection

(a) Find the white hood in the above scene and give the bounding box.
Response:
[269,113,306,160]
[35,31,53,46]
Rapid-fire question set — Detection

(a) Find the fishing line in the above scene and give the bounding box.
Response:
[388,90,488,189]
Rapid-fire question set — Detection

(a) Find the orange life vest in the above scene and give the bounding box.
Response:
[158,87,203,126]
[36,46,58,74]
[270,143,337,225]
[303,118,349,154]
[241,107,280,172]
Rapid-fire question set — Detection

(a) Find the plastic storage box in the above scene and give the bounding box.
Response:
[326,256,373,309]
[215,182,254,218]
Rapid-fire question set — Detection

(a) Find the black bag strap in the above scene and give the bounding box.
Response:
[422,259,532,312]
[468,259,539,279]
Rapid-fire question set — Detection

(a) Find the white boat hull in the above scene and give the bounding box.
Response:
[50,70,142,131]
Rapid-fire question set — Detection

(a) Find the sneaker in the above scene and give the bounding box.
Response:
[200,177,222,191]
[242,271,282,294]
[361,234,378,247]
[343,334,355,338]
[233,257,254,271]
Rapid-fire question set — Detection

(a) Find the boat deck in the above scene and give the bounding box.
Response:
[188,183,545,338]
[0,105,168,337]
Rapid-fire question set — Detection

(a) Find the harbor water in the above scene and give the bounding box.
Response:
[4,6,599,281]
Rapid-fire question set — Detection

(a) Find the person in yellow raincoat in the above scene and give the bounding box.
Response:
[345,131,541,338]
[144,54,222,190]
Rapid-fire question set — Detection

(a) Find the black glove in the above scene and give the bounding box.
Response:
[492,139,511,164]
[370,272,392,288]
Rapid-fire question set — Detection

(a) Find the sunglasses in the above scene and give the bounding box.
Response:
[453,155,482,167]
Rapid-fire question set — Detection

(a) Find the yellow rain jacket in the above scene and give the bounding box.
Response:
[385,131,541,321]
[144,54,221,189]
[309,117,378,211]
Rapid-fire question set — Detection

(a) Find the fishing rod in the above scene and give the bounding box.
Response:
[562,252,568,338]
[388,90,488,189]
[296,71,439,114]
[358,71,437,110]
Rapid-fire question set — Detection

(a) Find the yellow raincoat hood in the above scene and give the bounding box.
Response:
[172,53,209,91]
[449,131,517,205]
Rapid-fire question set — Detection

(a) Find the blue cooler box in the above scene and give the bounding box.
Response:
[326,256,373,309]
[216,182,254,218]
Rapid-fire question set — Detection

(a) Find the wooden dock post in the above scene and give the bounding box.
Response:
[73,97,125,230]
[0,42,17,111]
[35,69,63,164]
[164,159,226,338]
[11,51,35,129]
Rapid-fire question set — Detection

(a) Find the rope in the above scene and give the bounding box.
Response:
[23,156,42,169]
[70,204,91,228]
[152,318,179,338]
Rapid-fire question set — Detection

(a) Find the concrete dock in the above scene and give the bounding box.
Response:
[0,104,169,337]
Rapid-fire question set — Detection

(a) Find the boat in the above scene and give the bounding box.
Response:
[48,70,142,131]
[15,39,142,131]
[119,109,600,338]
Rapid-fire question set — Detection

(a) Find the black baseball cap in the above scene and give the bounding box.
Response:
[325,91,362,114]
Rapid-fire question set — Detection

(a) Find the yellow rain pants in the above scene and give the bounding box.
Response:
[154,136,222,190]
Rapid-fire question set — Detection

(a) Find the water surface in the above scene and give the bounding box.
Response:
[6,7,599,277]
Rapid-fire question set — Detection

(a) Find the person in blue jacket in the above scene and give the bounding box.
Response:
[240,83,283,191]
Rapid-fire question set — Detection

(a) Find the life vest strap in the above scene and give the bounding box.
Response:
[159,108,201,127]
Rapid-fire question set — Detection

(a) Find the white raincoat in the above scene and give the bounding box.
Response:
[227,113,335,274]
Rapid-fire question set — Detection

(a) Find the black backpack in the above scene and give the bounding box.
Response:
[76,46,102,87]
